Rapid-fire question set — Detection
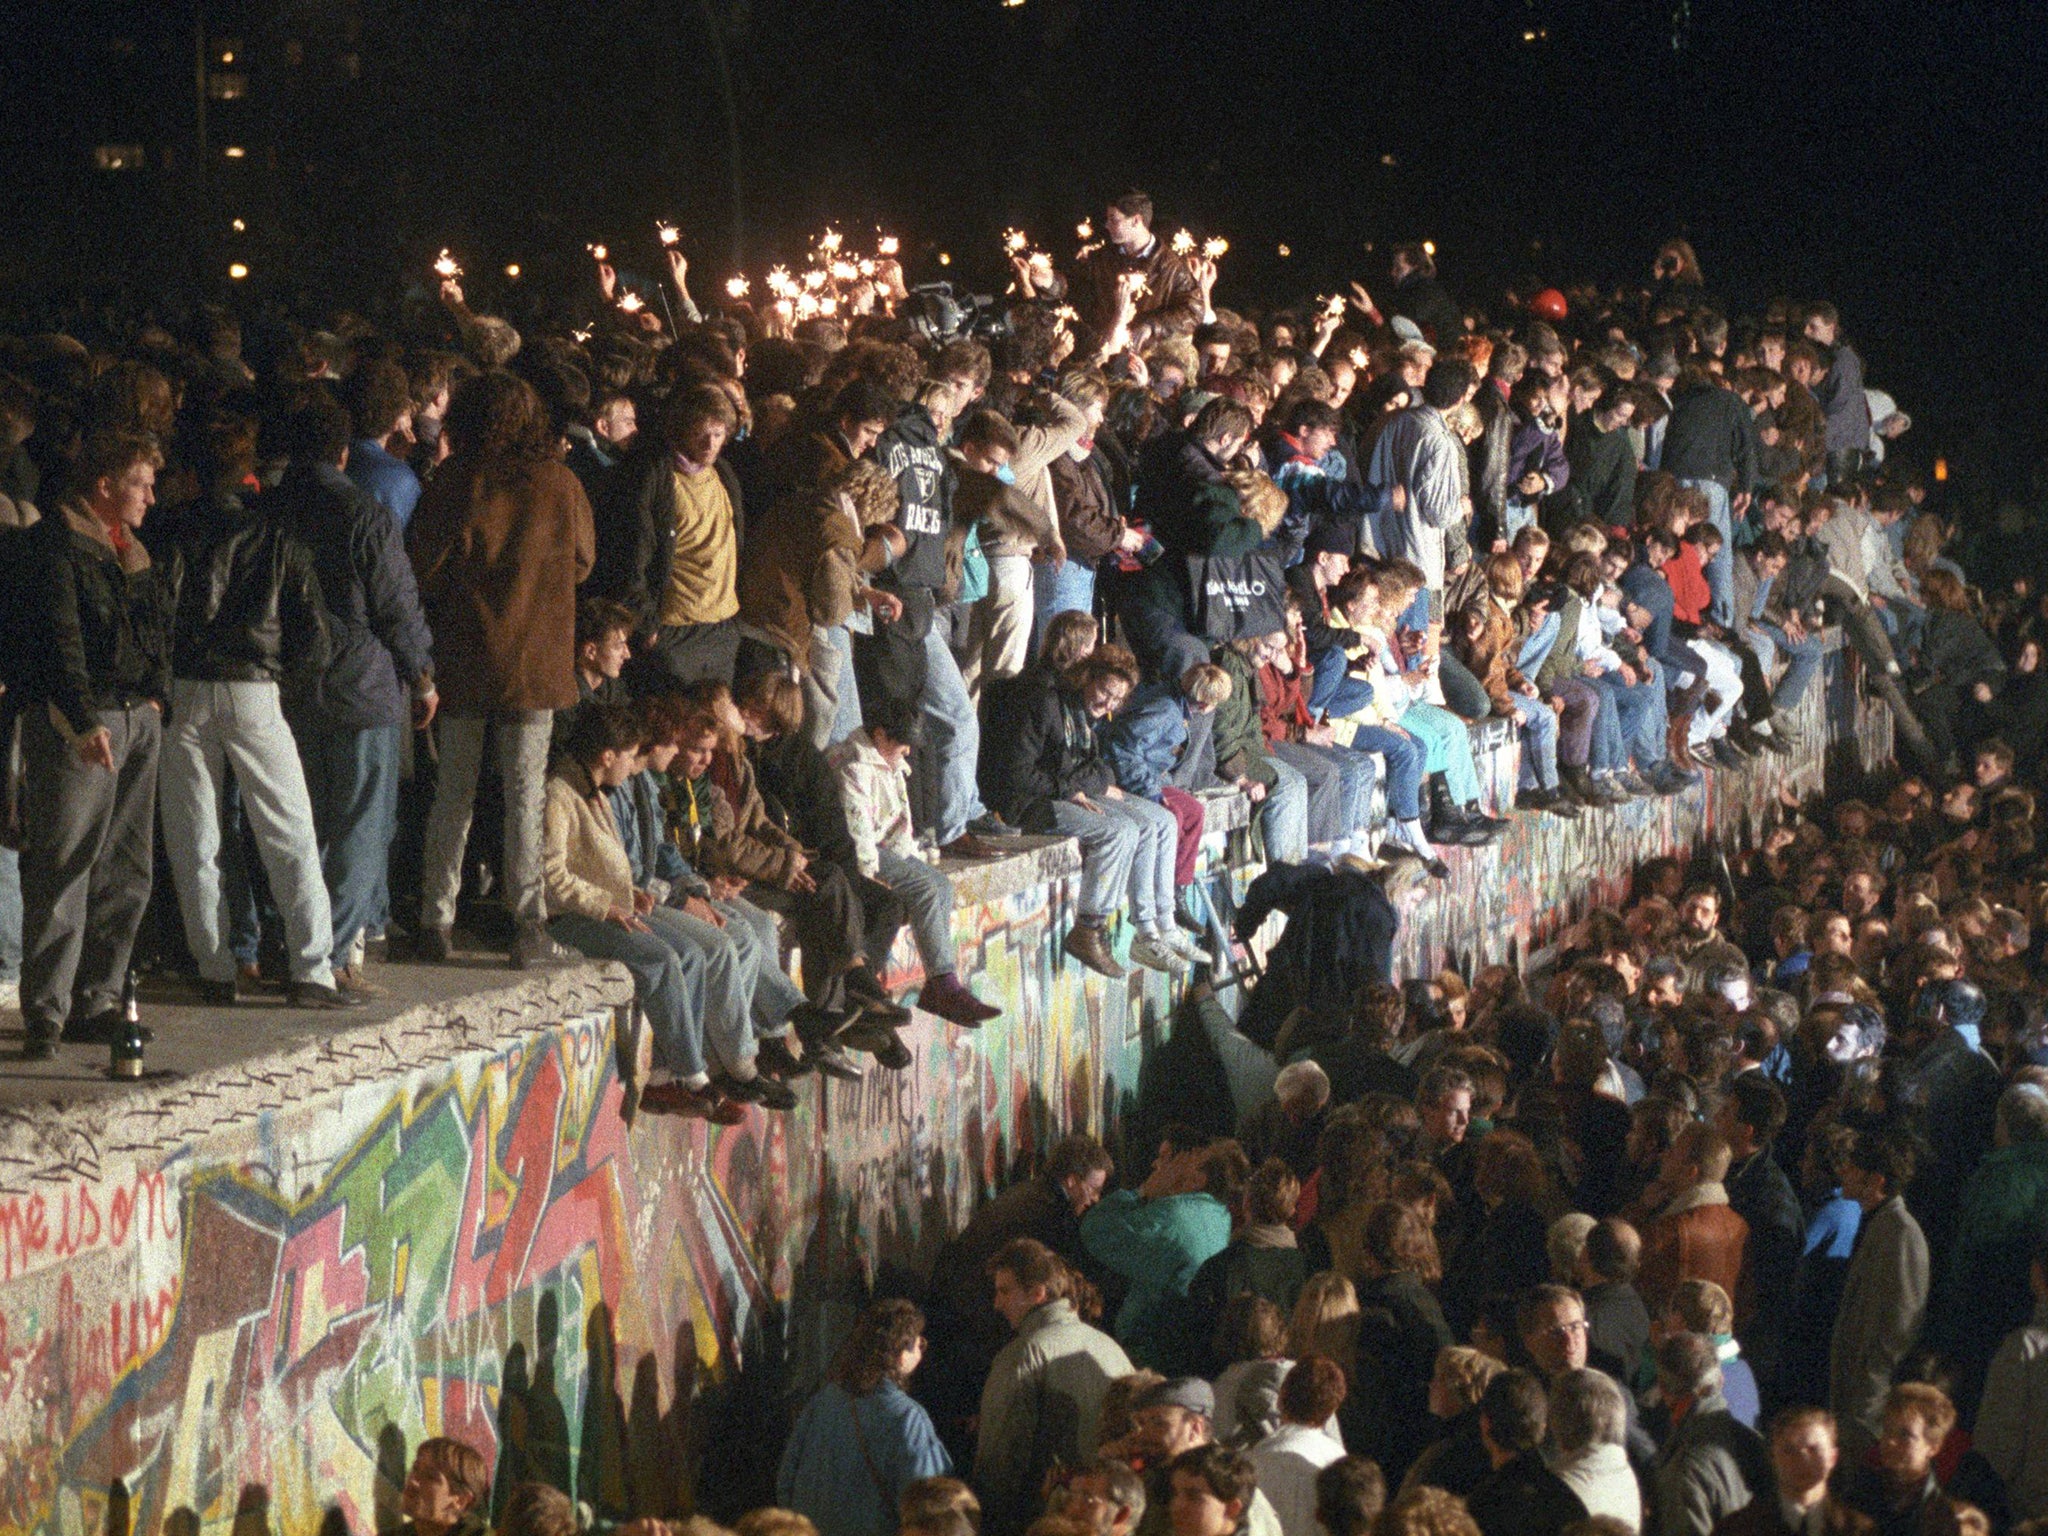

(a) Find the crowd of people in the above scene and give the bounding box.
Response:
[6,194,2048,1536]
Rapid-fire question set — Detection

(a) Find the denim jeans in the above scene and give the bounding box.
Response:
[963,553,1035,697]
[711,896,800,1036]
[1309,742,1380,841]
[1681,477,1736,626]
[298,722,403,971]
[1346,722,1426,821]
[1037,797,1141,925]
[1395,702,1481,804]
[1508,693,1560,790]
[1745,623,1825,712]
[551,909,711,1081]
[161,680,335,988]
[1033,558,1097,654]
[1589,666,1669,771]
[1098,792,1179,930]
[420,711,552,930]
[875,848,958,974]
[806,623,862,750]
[1269,741,1347,848]
[1310,649,1375,720]
[1260,757,1310,865]
[916,624,986,846]
[1517,612,1562,674]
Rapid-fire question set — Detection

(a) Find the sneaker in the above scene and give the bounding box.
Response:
[808,1040,866,1081]
[291,980,372,1010]
[62,1010,156,1046]
[756,1034,814,1079]
[640,1081,747,1124]
[1709,738,1748,770]
[512,922,575,969]
[1161,928,1211,964]
[414,926,453,963]
[719,1073,798,1112]
[1128,933,1188,974]
[920,973,1001,1027]
[1615,770,1654,798]
[1647,763,1700,795]
[966,811,1020,838]
[1063,924,1129,979]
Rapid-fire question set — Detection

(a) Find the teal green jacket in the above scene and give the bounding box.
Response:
[1080,1188,1232,1368]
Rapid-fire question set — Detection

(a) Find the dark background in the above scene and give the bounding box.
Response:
[6,0,2046,500]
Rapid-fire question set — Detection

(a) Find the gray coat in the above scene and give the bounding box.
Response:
[1653,1393,1770,1536]
[1976,1301,2048,1521]
[1828,1196,1930,1453]
[973,1298,1133,1533]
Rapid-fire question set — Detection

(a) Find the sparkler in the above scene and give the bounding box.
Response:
[766,266,799,299]
[433,249,462,279]
[1171,229,1197,256]
[571,329,592,344]
[803,268,828,291]
[726,276,751,299]
[1203,236,1229,259]
[817,227,844,255]
[1077,219,1093,241]
[857,259,877,278]
[1349,348,1370,370]
[1003,229,1032,257]
[877,235,900,257]
[617,291,645,314]
[657,222,680,247]
[588,243,608,262]
[830,259,860,283]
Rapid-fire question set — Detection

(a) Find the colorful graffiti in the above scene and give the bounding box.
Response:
[0,635,1886,1535]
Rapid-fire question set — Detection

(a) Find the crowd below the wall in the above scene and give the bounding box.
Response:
[5,194,2048,1536]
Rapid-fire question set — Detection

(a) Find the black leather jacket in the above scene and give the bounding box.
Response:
[164,489,331,683]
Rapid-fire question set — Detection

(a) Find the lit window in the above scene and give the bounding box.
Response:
[223,145,246,159]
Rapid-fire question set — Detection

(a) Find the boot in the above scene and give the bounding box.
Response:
[1427,778,1487,846]
[1667,712,1697,772]
[1559,763,1602,807]
[1063,923,1129,979]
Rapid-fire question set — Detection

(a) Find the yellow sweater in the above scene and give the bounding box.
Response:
[660,465,739,627]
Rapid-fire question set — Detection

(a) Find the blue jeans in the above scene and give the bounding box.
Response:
[1311,648,1376,720]
[1038,797,1141,925]
[1314,743,1379,841]
[298,722,402,971]
[1681,478,1736,627]
[1517,612,1562,674]
[1590,666,1669,771]
[1033,558,1097,654]
[918,623,986,845]
[551,904,754,1080]
[1508,693,1560,790]
[875,848,958,975]
[0,844,20,985]
[1260,758,1310,864]
[708,897,800,1037]
[1346,723,1427,821]
[1746,623,1824,711]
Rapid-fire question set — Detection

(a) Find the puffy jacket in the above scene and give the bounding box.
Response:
[979,666,1113,827]
[22,500,176,733]
[1453,592,1529,715]
[275,461,434,731]
[164,489,330,684]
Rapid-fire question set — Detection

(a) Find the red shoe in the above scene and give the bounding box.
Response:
[640,1081,746,1124]
[920,972,1001,1027]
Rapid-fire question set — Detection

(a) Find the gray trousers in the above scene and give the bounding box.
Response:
[20,703,160,1034]
[161,679,336,987]
[420,712,552,931]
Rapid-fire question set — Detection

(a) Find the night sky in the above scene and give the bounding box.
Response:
[7,0,2047,493]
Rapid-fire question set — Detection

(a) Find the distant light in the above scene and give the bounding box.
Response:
[228,263,249,280]
[1523,28,1538,40]
[223,145,246,159]
[231,217,246,232]
[938,251,952,266]
[93,144,145,171]
[505,263,521,278]
[1423,240,1436,256]
[1277,244,1292,258]
[1934,457,1949,483]
[221,49,234,62]
[1002,0,1025,7]
[1379,153,1397,167]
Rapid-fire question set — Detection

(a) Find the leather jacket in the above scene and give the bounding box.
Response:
[165,489,331,684]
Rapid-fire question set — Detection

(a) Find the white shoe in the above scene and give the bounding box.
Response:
[0,979,18,1015]
[1128,933,1189,974]
[1162,928,1210,965]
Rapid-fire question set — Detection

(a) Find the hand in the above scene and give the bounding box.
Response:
[788,867,818,894]
[665,246,688,284]
[1037,540,1068,567]
[1120,350,1150,389]
[1733,491,1753,517]
[413,682,439,731]
[75,726,115,770]
[1870,593,1887,609]
[438,277,466,309]
[1049,328,1077,368]
[1973,681,1994,703]
[597,262,618,301]
[1243,779,1267,804]
[1348,281,1378,317]
[1117,525,1147,553]
[708,876,747,901]
[1315,308,1344,339]
[683,896,726,929]
[1516,472,1547,496]
[1072,793,1105,814]
[1103,784,1124,800]
[604,905,650,932]
[1620,663,1640,685]
[1582,660,1607,678]
[1305,723,1335,746]
[633,888,657,914]
[864,587,904,623]
[1549,695,1566,717]
[1518,680,1538,698]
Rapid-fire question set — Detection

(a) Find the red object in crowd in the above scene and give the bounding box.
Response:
[1529,288,1569,321]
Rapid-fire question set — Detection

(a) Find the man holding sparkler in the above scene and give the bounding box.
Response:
[1069,192,1205,358]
